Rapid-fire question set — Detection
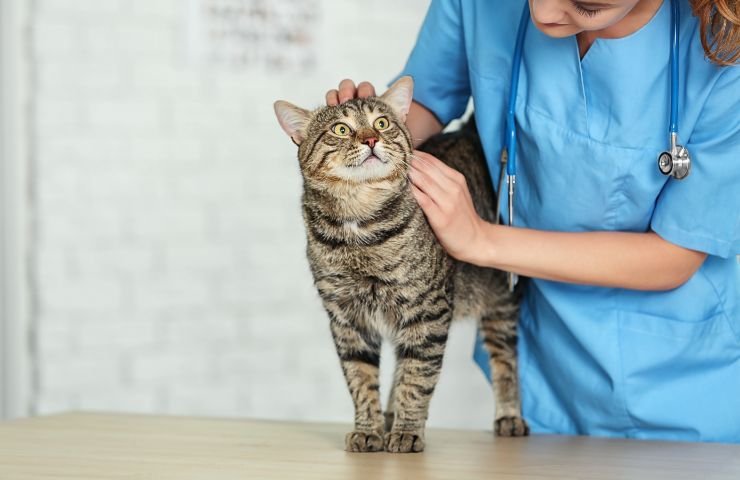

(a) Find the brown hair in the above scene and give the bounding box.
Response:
[690,0,740,65]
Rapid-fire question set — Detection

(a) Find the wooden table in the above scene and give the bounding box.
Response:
[0,412,738,479]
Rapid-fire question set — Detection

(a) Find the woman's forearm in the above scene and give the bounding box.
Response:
[407,101,443,147]
[474,224,707,291]
[407,127,708,292]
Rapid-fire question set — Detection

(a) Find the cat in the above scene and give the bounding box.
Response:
[273,76,528,453]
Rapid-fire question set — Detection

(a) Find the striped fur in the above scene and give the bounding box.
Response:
[276,88,528,453]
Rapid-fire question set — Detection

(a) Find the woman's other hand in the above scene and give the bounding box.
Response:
[408,150,488,264]
[326,79,376,106]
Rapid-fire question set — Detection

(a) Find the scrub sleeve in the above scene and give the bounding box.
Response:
[651,67,740,258]
[398,0,470,126]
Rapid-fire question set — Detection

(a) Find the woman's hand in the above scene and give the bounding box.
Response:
[326,79,376,105]
[408,150,488,264]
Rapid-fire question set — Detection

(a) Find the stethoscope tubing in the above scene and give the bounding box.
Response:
[496,0,683,290]
[670,0,679,134]
[505,1,532,178]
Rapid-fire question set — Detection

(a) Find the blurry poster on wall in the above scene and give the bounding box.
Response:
[186,0,319,71]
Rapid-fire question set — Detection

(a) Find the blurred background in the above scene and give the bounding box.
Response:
[0,0,492,429]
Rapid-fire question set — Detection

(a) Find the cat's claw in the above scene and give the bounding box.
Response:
[384,431,425,453]
[494,416,530,437]
[345,431,384,452]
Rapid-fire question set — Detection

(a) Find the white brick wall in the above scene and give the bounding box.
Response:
[27,0,495,429]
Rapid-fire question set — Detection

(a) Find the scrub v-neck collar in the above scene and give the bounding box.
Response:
[519,0,671,144]
[579,0,671,146]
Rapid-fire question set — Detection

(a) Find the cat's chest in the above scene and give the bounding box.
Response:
[311,244,415,300]
[307,212,429,273]
[340,220,362,235]
[321,271,411,336]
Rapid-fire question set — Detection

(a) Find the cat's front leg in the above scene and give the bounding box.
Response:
[328,310,385,452]
[386,303,452,453]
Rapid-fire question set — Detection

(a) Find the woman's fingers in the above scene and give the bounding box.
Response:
[326,80,376,106]
[337,79,356,103]
[412,153,448,184]
[411,152,459,198]
[357,81,376,99]
[409,160,449,208]
[326,89,339,106]
[410,183,443,220]
[413,150,464,184]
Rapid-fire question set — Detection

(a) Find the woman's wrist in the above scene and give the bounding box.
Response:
[465,220,502,268]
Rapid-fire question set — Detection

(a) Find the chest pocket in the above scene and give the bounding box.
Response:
[514,107,668,234]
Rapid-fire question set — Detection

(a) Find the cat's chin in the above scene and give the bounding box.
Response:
[332,161,397,183]
[359,154,383,166]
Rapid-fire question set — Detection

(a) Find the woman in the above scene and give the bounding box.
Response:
[326,0,739,442]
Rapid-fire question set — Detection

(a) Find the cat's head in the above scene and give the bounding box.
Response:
[273,77,414,186]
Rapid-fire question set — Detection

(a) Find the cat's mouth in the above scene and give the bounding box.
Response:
[336,150,396,181]
[354,153,388,167]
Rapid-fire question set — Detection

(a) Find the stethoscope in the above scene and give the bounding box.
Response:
[496,0,690,291]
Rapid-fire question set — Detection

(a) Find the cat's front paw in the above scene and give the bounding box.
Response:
[345,430,384,452]
[384,431,425,453]
[494,416,530,437]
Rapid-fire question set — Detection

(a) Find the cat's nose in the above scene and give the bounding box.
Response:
[363,137,377,148]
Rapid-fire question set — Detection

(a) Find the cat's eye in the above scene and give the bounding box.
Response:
[374,117,390,131]
[331,123,352,137]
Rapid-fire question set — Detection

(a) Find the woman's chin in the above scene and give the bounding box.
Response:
[533,21,580,38]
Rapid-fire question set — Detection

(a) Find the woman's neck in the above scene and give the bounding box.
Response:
[577,0,664,58]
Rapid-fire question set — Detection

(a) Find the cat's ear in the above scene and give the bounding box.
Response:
[274,100,311,145]
[380,76,414,122]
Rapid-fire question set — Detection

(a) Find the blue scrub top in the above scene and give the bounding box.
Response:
[395,0,740,442]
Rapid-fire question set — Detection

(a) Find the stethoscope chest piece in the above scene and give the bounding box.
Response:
[657,132,691,180]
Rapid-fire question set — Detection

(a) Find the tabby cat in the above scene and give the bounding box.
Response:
[273,77,528,453]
